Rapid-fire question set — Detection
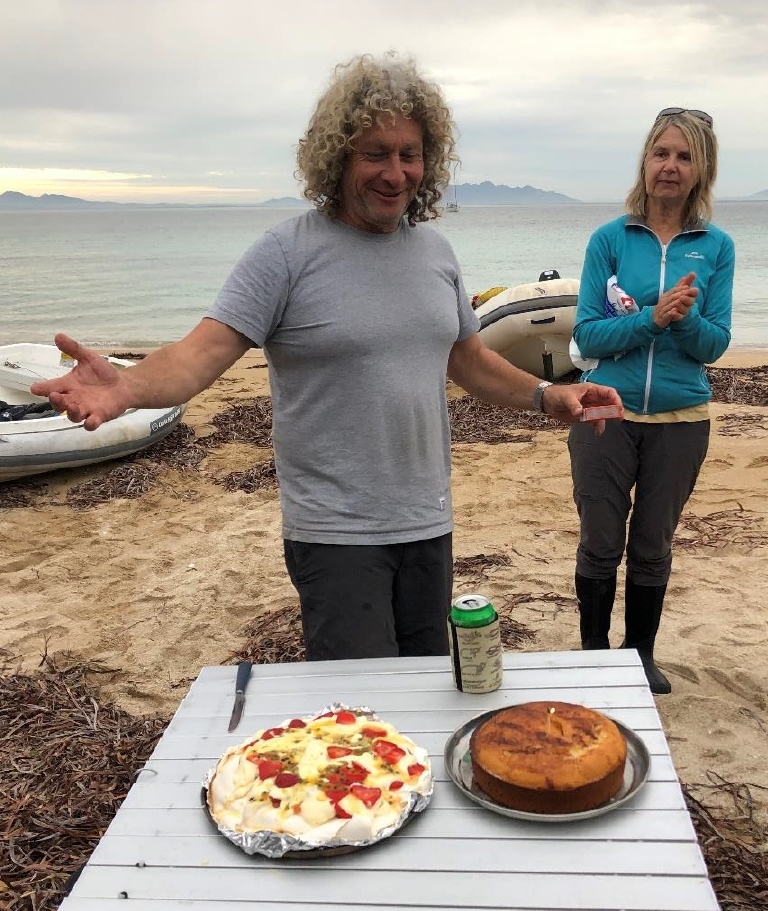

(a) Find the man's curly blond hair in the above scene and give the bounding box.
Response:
[296,53,458,224]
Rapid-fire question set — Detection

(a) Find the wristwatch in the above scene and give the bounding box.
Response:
[533,380,553,413]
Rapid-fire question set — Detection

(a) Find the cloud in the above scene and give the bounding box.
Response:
[1,0,767,202]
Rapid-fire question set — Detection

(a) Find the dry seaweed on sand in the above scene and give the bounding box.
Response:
[490,593,551,648]
[0,478,48,509]
[504,589,578,613]
[0,657,167,911]
[448,395,555,443]
[0,395,275,511]
[716,412,768,437]
[707,364,768,407]
[683,773,768,910]
[674,506,768,551]
[65,462,160,510]
[446,365,768,446]
[217,458,279,493]
[0,424,203,511]
[136,421,208,470]
[453,552,513,577]
[232,603,307,664]
[497,610,537,649]
[108,351,147,361]
[204,396,273,447]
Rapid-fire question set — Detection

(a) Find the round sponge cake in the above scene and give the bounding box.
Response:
[469,701,627,814]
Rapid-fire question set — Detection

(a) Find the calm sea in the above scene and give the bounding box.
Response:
[2,201,766,349]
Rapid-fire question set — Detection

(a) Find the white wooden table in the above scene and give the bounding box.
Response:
[59,651,720,911]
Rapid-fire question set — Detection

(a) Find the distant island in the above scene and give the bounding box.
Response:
[0,184,578,210]
[0,190,311,211]
[0,191,120,210]
[255,196,311,208]
[450,182,578,205]
[2,183,766,210]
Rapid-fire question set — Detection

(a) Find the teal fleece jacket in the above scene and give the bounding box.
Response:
[573,215,734,414]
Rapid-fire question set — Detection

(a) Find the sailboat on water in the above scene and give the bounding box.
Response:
[444,171,460,212]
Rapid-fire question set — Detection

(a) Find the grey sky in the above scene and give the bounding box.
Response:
[2,0,767,203]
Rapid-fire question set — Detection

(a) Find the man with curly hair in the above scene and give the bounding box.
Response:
[32,53,621,661]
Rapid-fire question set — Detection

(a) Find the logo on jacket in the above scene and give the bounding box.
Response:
[685,251,705,260]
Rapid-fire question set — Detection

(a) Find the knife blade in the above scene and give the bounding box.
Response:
[227,661,252,732]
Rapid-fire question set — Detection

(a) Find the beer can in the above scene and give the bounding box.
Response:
[447,594,503,693]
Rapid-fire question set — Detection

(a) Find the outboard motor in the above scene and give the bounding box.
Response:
[537,270,562,379]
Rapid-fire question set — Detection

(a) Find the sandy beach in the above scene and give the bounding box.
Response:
[2,346,767,835]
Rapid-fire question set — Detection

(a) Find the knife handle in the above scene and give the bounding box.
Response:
[235,661,252,693]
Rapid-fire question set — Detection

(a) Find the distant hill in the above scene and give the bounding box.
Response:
[2,185,577,210]
[450,181,579,205]
[0,191,311,210]
[6,186,768,210]
[256,196,310,208]
[0,191,121,210]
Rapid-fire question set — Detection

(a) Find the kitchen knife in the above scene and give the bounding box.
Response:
[227,661,252,732]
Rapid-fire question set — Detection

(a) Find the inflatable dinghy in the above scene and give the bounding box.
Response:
[474,271,579,380]
[0,343,186,482]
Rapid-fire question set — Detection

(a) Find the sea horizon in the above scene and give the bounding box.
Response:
[4,183,768,210]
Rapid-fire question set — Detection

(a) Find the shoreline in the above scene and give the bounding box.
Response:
[712,347,768,367]
[96,344,768,366]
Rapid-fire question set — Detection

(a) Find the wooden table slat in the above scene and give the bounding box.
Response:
[92,805,699,843]
[185,651,652,683]
[166,685,656,729]
[88,833,709,876]
[63,866,719,911]
[176,664,651,697]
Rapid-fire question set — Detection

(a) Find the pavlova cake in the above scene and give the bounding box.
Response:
[205,704,432,855]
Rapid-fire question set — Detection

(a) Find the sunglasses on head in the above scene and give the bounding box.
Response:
[656,107,713,128]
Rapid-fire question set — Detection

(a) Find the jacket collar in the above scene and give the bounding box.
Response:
[626,213,708,234]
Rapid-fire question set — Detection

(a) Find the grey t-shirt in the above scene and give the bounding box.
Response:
[208,210,480,544]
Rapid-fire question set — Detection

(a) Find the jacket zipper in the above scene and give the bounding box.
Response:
[629,219,708,415]
[642,244,668,413]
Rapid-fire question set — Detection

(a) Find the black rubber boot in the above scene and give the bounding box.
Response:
[623,579,672,694]
[575,572,616,650]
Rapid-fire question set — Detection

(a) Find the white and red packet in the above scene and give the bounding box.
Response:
[580,405,623,422]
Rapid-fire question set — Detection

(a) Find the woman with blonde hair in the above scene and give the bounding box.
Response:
[569,108,734,693]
